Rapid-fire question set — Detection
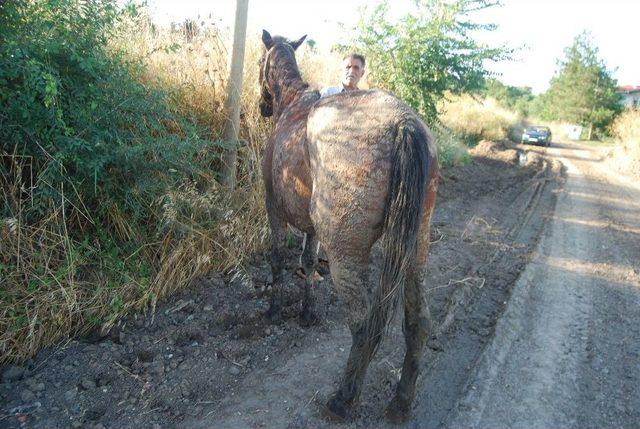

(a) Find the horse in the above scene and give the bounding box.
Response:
[258,30,439,421]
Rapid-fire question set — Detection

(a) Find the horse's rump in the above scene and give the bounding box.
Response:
[306,89,435,252]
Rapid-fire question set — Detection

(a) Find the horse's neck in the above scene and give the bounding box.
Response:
[273,69,309,121]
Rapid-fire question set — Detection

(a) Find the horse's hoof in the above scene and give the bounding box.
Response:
[384,397,411,423]
[321,394,349,422]
[265,306,282,323]
[298,309,319,327]
[317,259,330,275]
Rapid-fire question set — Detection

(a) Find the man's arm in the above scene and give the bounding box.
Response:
[319,86,342,98]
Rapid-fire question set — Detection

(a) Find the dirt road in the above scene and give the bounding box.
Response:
[444,141,640,428]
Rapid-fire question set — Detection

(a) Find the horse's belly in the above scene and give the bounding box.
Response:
[309,146,391,231]
[272,147,314,233]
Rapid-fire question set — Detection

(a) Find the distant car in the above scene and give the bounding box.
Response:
[521,126,552,147]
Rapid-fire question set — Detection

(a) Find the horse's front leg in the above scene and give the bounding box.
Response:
[265,197,287,321]
[299,232,319,326]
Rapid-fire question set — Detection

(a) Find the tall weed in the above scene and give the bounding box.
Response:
[440,94,522,145]
[609,109,640,176]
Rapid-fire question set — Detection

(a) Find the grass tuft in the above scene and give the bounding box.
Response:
[608,109,640,176]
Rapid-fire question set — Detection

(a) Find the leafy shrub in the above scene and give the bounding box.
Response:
[430,124,471,167]
[351,0,511,124]
[481,79,536,117]
[0,0,224,362]
[1,0,217,226]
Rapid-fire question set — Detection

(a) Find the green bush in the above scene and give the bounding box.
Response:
[0,0,223,362]
[481,79,535,117]
[1,0,218,236]
[351,0,511,125]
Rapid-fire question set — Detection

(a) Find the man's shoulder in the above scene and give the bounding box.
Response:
[319,86,343,98]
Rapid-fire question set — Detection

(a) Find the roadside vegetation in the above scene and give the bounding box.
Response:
[0,1,269,363]
[440,94,523,145]
[608,109,640,177]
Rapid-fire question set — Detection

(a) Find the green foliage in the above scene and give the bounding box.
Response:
[0,0,221,339]
[431,124,471,167]
[482,79,535,116]
[350,0,511,123]
[0,0,217,229]
[537,31,621,137]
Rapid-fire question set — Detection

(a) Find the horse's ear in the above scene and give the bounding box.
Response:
[262,29,274,49]
[290,34,307,50]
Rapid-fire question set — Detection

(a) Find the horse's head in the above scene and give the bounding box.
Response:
[259,30,306,118]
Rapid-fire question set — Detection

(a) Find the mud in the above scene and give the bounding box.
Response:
[0,141,561,428]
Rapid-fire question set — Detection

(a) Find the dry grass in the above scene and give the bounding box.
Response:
[608,109,640,177]
[611,109,640,145]
[440,94,523,144]
[0,22,278,363]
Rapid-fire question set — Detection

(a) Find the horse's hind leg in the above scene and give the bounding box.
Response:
[299,233,319,326]
[385,215,434,422]
[384,263,430,422]
[324,255,379,419]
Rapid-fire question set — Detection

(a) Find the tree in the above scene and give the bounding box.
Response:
[540,31,621,139]
[349,0,511,123]
[482,79,535,116]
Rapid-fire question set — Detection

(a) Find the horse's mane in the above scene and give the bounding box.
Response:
[266,36,309,93]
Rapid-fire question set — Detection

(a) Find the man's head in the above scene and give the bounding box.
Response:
[341,53,365,91]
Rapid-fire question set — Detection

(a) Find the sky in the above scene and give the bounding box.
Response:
[144,0,639,94]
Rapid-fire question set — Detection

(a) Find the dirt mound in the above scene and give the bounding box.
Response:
[0,142,561,429]
[469,139,519,164]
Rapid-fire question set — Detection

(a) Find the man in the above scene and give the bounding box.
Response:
[320,53,366,97]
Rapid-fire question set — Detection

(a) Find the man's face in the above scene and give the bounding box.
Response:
[342,57,364,90]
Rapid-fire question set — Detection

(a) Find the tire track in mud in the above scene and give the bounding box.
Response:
[410,149,561,429]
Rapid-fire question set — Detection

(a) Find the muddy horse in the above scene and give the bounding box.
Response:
[258,30,439,421]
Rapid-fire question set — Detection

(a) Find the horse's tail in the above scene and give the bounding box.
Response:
[365,116,430,352]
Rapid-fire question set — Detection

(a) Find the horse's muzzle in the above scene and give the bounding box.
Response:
[260,102,273,117]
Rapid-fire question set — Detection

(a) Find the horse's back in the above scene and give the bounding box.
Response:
[306,90,434,252]
[307,90,433,168]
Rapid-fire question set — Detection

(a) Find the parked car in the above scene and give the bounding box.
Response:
[521,126,552,146]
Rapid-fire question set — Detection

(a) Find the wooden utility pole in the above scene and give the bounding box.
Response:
[220,0,249,190]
